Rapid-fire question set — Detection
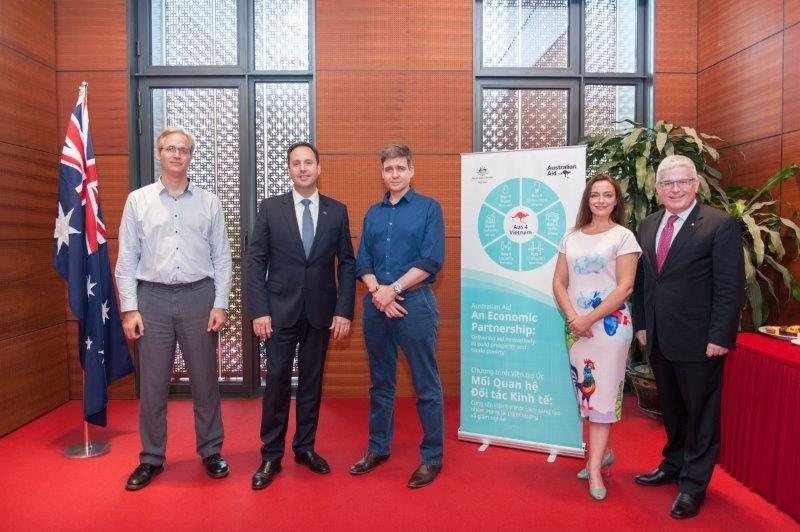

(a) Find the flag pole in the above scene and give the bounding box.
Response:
[62,81,111,459]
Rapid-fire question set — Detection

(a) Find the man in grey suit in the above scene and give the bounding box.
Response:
[245,141,356,490]
[116,126,232,490]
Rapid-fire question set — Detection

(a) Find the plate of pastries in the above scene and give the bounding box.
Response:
[759,324,800,341]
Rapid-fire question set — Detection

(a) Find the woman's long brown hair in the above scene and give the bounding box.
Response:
[574,174,627,229]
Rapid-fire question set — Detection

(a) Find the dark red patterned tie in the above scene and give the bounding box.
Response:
[656,214,679,272]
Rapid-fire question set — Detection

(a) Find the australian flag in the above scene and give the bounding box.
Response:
[53,83,133,426]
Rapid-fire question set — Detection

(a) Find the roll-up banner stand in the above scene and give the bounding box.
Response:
[459,146,586,458]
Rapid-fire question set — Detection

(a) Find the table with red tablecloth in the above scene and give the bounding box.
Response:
[719,332,800,521]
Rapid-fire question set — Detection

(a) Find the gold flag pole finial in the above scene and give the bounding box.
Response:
[79,81,88,99]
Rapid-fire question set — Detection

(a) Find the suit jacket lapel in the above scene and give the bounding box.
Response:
[641,212,660,277]
[281,192,307,259]
[660,203,703,276]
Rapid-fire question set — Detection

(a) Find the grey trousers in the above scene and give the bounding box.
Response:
[137,278,224,465]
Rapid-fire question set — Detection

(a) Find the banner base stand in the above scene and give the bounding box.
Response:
[63,441,110,458]
[458,429,585,459]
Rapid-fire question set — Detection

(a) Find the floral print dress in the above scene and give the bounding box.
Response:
[558,225,641,423]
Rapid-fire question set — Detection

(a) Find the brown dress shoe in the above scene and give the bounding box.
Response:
[252,460,282,490]
[125,463,164,491]
[407,464,442,488]
[349,453,390,475]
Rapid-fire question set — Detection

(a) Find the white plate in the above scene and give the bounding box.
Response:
[791,338,800,346]
[758,326,798,341]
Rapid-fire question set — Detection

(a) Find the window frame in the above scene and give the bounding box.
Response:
[129,0,316,397]
[473,0,651,150]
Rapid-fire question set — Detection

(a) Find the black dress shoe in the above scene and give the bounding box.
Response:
[634,468,679,486]
[349,453,390,475]
[202,453,229,478]
[407,464,442,488]
[294,450,331,474]
[670,492,705,519]
[252,460,282,490]
[125,463,164,491]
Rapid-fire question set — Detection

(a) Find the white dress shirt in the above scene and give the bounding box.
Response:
[115,178,232,312]
[292,188,320,234]
[655,200,697,249]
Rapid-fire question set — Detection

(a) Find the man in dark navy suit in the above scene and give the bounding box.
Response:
[632,154,744,519]
[245,141,356,490]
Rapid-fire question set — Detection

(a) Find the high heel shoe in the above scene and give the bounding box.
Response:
[588,482,607,500]
[576,449,615,480]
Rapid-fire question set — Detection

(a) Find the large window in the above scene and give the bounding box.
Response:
[475,0,649,150]
[133,0,313,394]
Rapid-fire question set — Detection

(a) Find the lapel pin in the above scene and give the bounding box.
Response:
[323,210,327,215]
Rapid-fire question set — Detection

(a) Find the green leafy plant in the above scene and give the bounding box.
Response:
[583,120,800,328]
[583,120,726,233]
[706,164,800,327]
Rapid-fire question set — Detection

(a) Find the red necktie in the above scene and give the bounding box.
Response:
[656,214,679,272]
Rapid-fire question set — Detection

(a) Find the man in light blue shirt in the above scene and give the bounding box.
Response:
[116,126,232,490]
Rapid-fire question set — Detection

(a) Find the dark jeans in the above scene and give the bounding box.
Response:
[362,285,444,465]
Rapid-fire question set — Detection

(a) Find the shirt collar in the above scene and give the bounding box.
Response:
[664,200,697,223]
[156,176,193,196]
[381,187,416,206]
[292,188,319,206]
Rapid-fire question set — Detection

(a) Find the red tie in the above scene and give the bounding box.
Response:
[656,214,679,272]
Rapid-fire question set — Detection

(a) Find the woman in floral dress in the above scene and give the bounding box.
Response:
[552,174,641,500]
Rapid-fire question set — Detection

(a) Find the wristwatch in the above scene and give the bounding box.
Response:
[392,282,403,294]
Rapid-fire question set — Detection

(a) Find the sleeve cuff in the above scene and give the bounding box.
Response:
[412,257,441,275]
[355,265,374,278]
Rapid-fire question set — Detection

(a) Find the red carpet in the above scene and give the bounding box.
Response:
[0,396,795,531]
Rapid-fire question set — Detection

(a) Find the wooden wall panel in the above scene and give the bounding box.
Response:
[785,131,800,167]
[317,71,472,155]
[0,324,69,436]
[779,131,800,213]
[55,0,127,71]
[717,136,783,190]
[784,23,800,132]
[654,0,697,73]
[0,241,65,341]
[322,154,461,238]
[95,155,130,238]
[698,0,783,69]
[0,143,58,240]
[0,0,55,67]
[785,0,800,27]
[698,35,782,145]
[316,0,471,71]
[653,73,697,126]
[324,318,459,397]
[56,71,129,155]
[0,47,58,153]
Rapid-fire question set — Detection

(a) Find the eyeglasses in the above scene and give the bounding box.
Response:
[160,146,191,157]
[656,178,696,190]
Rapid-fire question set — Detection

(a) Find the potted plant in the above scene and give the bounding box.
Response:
[582,120,800,417]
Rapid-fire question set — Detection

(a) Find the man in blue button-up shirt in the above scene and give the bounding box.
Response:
[349,144,446,488]
[116,127,232,490]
